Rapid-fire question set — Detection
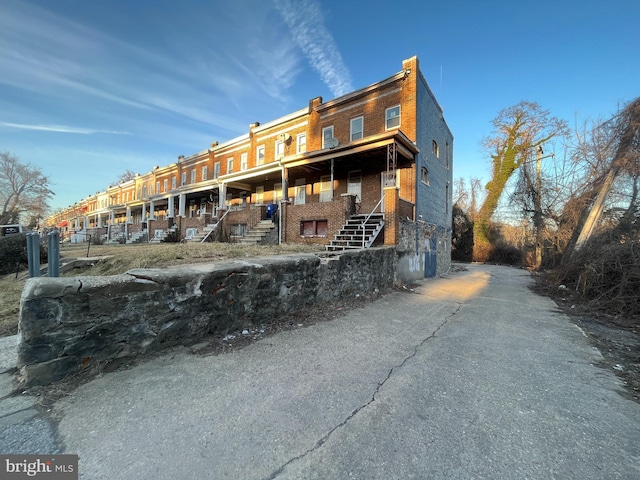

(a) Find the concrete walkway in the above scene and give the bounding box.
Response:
[2,264,639,479]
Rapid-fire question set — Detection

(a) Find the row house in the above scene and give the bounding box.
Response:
[46,56,453,267]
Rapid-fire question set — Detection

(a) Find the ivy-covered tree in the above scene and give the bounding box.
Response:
[474,102,568,261]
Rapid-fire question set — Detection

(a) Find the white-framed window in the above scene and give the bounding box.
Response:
[256,145,265,165]
[240,152,248,171]
[155,181,160,194]
[255,186,264,204]
[319,175,332,202]
[322,126,334,149]
[432,140,440,158]
[421,166,430,186]
[163,179,168,192]
[191,169,196,184]
[142,186,147,198]
[350,116,363,142]
[275,140,284,160]
[214,162,220,179]
[386,105,400,130]
[172,177,177,189]
[297,133,306,154]
[294,178,306,205]
[347,170,362,200]
[181,172,187,186]
[227,157,233,173]
[202,166,208,180]
[274,182,283,202]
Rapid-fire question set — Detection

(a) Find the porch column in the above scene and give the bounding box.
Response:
[383,186,399,246]
[149,200,155,220]
[218,183,226,211]
[97,214,102,228]
[168,196,175,219]
[141,202,147,223]
[126,206,132,223]
[84,215,89,230]
[178,194,186,217]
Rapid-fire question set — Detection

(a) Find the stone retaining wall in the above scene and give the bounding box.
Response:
[18,248,398,386]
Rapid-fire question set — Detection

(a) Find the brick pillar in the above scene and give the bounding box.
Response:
[383,186,399,245]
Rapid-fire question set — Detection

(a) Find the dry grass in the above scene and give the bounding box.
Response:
[0,241,325,337]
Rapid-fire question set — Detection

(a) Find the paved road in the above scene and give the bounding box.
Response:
[9,264,640,478]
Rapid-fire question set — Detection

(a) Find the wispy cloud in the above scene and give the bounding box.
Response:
[273,0,353,97]
[0,122,131,135]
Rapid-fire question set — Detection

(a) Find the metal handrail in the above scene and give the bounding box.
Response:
[200,209,229,243]
[361,192,386,248]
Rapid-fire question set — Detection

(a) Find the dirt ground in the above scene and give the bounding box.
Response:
[533,279,640,404]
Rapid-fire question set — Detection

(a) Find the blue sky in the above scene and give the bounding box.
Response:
[1,0,638,212]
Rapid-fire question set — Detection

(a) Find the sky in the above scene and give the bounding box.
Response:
[1,0,638,212]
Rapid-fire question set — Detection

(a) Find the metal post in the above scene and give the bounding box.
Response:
[27,232,41,277]
[48,230,60,277]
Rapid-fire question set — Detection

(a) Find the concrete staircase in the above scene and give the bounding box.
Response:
[126,231,148,244]
[325,213,384,251]
[239,220,276,245]
[150,225,178,243]
[185,222,219,243]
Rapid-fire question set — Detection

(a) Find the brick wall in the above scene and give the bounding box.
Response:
[283,196,351,245]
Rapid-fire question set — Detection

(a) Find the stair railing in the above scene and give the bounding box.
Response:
[200,209,229,243]
[361,193,386,248]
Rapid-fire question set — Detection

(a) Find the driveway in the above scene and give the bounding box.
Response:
[26,264,640,478]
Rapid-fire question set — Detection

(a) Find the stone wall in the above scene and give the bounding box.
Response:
[18,247,398,387]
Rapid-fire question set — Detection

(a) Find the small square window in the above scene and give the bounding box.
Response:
[300,220,328,237]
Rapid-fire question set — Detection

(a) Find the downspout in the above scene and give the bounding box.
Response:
[278,160,284,245]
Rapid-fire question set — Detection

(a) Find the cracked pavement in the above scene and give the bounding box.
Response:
[49,264,639,479]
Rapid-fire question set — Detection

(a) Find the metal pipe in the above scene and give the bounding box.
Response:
[27,232,41,277]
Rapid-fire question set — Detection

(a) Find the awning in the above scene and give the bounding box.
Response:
[57,221,68,227]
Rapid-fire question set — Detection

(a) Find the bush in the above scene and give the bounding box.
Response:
[0,233,48,276]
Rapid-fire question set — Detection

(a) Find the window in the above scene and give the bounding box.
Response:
[181,172,186,186]
[202,166,208,180]
[432,140,439,158]
[446,141,450,170]
[255,186,264,204]
[191,169,196,184]
[164,179,168,192]
[421,166,430,186]
[350,116,363,141]
[301,220,328,237]
[214,162,220,179]
[348,170,362,200]
[294,178,306,205]
[257,145,265,165]
[446,184,450,214]
[275,141,284,160]
[227,157,233,173]
[297,133,307,154]
[240,153,248,171]
[230,224,247,237]
[386,106,400,129]
[156,181,160,194]
[142,186,147,198]
[322,126,334,149]
[319,175,332,202]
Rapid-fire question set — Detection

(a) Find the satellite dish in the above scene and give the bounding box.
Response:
[328,137,339,149]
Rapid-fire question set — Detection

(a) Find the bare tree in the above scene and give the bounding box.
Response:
[0,152,53,225]
[474,102,568,261]
[115,169,137,185]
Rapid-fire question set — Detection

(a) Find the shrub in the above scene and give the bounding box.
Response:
[0,233,48,276]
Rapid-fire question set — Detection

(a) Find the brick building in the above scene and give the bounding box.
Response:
[47,56,453,270]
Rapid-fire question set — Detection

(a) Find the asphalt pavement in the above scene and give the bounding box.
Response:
[1,264,639,479]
